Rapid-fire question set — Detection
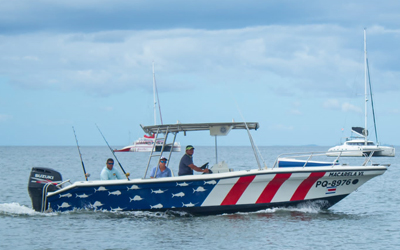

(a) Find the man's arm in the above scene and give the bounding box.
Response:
[149,167,156,178]
[115,169,125,179]
[188,164,209,173]
[167,168,172,177]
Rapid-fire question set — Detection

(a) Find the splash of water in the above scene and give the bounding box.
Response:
[0,203,59,217]
[0,203,36,216]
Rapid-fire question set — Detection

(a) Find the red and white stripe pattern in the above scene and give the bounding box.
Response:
[201,172,327,207]
[31,177,60,185]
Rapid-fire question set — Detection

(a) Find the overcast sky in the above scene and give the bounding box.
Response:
[1,0,399,147]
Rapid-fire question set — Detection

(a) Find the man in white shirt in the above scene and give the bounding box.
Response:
[100,158,124,180]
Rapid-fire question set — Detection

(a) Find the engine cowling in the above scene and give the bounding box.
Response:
[28,167,63,212]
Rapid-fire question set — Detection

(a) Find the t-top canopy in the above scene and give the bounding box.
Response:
[141,122,259,135]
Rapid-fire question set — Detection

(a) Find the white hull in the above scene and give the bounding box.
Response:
[327,144,395,157]
[115,141,181,152]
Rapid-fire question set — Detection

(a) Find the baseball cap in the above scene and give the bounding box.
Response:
[186,145,195,150]
[160,156,168,161]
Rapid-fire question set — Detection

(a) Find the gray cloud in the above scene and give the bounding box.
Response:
[2,1,400,146]
[2,24,399,98]
[1,1,400,34]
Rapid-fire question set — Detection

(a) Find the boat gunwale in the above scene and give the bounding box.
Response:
[47,165,387,197]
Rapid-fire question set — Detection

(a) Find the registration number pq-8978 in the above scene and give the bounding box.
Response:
[315,179,359,187]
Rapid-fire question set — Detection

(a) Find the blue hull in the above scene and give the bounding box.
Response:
[48,178,348,214]
[46,166,384,215]
[48,179,217,213]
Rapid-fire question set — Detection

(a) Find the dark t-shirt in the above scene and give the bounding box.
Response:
[178,154,194,176]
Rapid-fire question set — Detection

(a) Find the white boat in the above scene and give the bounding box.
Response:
[28,122,388,215]
[114,63,181,153]
[327,30,395,157]
[327,136,395,157]
[114,133,181,152]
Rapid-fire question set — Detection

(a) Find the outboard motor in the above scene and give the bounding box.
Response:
[28,167,62,212]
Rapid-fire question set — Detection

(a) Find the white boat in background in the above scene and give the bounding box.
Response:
[115,133,181,152]
[327,30,395,157]
[327,128,395,157]
[115,63,181,153]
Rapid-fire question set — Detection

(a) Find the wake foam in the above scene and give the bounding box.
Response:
[0,202,191,218]
[0,203,56,217]
[257,200,328,214]
[0,201,326,217]
[0,202,37,216]
[95,209,192,218]
[221,201,327,216]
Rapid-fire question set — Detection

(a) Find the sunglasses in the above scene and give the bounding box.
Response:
[160,160,167,163]
[107,162,114,165]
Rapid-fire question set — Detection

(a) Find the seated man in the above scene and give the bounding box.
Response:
[149,156,172,178]
[178,145,209,176]
[100,158,125,180]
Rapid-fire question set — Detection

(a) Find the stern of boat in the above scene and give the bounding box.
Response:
[28,167,63,212]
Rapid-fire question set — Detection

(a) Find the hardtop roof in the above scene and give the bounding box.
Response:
[141,122,259,134]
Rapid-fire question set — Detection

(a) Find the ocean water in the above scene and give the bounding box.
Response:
[0,146,399,250]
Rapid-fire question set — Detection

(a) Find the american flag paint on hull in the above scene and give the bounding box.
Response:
[43,166,386,214]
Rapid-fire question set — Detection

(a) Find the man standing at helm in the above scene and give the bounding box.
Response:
[178,145,210,176]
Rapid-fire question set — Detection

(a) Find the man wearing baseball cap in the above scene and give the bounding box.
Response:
[178,145,210,176]
[149,156,172,178]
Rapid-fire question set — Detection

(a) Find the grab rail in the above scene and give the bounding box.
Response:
[271,151,372,169]
[40,179,71,212]
[40,183,51,212]
[272,151,330,169]
[56,179,72,188]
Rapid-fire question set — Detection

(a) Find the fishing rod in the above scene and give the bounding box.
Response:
[72,126,90,181]
[95,124,130,180]
[234,99,266,170]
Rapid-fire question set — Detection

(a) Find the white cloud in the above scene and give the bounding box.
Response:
[289,109,302,115]
[102,106,114,112]
[0,114,12,122]
[388,108,400,114]
[323,99,363,113]
[1,25,400,100]
[341,102,362,113]
[292,101,301,107]
[323,99,340,109]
